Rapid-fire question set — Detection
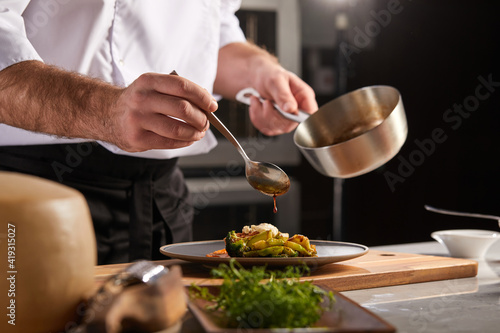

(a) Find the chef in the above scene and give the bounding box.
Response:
[0,1,317,264]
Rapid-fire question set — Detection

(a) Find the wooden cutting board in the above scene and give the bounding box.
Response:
[94,250,477,291]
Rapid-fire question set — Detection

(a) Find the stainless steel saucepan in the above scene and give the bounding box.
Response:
[236,85,408,178]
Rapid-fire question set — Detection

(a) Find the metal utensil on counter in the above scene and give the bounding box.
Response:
[237,86,408,178]
[206,111,290,196]
[76,262,186,333]
[169,71,289,197]
[425,205,500,227]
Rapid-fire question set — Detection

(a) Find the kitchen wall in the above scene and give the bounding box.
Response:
[298,0,500,245]
[182,0,499,245]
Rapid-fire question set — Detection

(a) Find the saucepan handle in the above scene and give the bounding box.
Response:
[235,87,310,123]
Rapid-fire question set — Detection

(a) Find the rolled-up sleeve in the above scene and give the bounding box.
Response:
[219,0,246,48]
[0,3,42,71]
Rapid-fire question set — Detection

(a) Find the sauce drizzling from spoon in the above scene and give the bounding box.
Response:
[170,71,291,200]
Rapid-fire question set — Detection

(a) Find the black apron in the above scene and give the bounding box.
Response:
[0,143,193,265]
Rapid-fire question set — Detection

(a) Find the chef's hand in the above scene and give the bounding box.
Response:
[248,64,318,136]
[214,42,317,136]
[111,73,217,152]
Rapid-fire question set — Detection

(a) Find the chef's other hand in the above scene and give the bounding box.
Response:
[111,73,217,152]
[248,65,317,136]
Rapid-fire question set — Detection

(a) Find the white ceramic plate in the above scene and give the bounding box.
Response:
[160,240,368,267]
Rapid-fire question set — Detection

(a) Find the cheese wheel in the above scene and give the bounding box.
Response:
[0,171,97,333]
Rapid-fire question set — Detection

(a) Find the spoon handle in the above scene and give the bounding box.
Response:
[235,87,310,123]
[168,71,250,163]
[425,205,500,223]
[206,111,250,161]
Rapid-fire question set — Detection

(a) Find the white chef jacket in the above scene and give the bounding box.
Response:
[0,0,246,159]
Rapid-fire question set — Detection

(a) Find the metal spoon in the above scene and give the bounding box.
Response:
[206,111,290,197]
[425,205,500,228]
[168,71,289,196]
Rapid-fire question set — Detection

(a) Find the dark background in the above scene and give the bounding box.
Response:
[186,0,500,246]
[298,0,500,246]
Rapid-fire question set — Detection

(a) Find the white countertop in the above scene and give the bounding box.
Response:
[342,240,500,333]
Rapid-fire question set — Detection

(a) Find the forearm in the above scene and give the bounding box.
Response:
[0,60,123,142]
[213,42,280,99]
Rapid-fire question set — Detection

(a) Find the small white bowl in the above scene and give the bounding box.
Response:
[431,229,500,259]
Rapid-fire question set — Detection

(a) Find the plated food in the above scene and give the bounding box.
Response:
[208,223,317,258]
[160,224,368,266]
[161,239,368,267]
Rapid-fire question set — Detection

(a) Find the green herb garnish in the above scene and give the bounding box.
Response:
[189,260,335,329]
